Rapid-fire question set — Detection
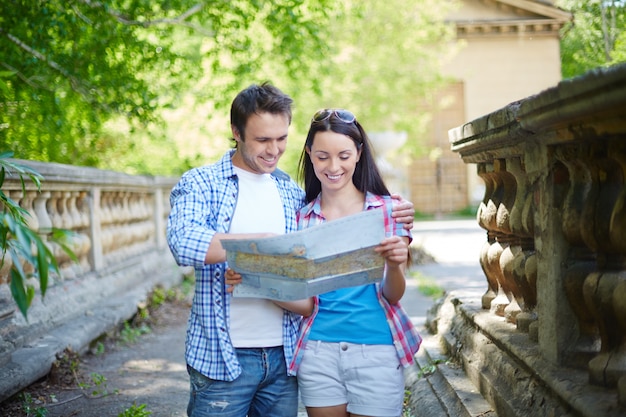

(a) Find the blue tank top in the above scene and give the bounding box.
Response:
[308,284,393,345]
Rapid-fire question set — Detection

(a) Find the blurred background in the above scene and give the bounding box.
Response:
[1,0,625,216]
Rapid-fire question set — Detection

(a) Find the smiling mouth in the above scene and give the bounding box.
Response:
[327,174,342,180]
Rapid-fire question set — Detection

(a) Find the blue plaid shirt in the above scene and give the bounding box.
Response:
[167,150,306,381]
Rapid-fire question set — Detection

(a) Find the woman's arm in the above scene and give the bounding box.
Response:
[273,299,315,317]
[375,235,410,304]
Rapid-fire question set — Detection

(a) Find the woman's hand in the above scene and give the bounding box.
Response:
[375,235,409,268]
[225,268,242,293]
[377,236,410,304]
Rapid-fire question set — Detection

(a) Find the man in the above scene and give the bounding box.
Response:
[166,82,414,417]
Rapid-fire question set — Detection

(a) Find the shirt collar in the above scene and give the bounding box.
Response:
[303,191,383,217]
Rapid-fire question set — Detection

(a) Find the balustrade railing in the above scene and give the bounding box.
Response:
[450,63,626,409]
[0,159,179,368]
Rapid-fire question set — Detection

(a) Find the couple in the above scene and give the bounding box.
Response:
[166,82,422,417]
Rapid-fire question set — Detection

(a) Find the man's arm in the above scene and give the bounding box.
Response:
[205,232,274,264]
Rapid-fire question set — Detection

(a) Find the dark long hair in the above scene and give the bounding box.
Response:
[298,111,390,203]
[230,82,293,147]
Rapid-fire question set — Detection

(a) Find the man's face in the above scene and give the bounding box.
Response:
[231,112,289,175]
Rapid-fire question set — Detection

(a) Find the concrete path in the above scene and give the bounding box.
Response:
[402,219,487,326]
[3,219,488,417]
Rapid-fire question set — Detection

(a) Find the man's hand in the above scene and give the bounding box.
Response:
[390,193,415,231]
[225,268,242,293]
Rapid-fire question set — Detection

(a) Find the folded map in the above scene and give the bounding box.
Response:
[222,209,386,301]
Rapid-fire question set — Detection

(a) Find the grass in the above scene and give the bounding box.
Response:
[410,270,445,299]
[413,205,477,221]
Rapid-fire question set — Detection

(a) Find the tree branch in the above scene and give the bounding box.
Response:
[75,0,213,34]
[0,28,110,110]
[1,62,50,91]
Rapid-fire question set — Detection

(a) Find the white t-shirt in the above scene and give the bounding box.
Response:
[228,167,286,347]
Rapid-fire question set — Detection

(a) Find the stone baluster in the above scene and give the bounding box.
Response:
[129,193,146,244]
[100,192,114,255]
[503,157,537,330]
[490,159,517,317]
[21,191,39,231]
[614,279,626,406]
[46,191,63,230]
[117,192,130,247]
[59,192,74,230]
[477,163,500,310]
[556,146,602,369]
[581,142,626,395]
[66,191,91,276]
[33,191,53,232]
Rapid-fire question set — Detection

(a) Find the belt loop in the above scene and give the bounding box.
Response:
[314,340,321,354]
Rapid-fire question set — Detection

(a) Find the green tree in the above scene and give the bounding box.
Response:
[0,0,336,173]
[1,1,452,177]
[558,0,626,78]
[271,0,458,173]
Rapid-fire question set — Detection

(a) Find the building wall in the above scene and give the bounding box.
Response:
[407,0,569,215]
[409,82,468,216]
[446,35,563,122]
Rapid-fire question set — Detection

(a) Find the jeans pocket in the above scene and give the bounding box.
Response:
[188,365,214,392]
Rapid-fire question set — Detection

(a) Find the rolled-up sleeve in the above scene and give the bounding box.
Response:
[167,171,217,268]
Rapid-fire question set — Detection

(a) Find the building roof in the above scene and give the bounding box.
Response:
[449,0,573,38]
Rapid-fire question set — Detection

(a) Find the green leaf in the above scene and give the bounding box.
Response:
[9,269,30,320]
[35,239,49,297]
[51,228,78,263]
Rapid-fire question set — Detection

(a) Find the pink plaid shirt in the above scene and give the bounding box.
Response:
[288,192,422,375]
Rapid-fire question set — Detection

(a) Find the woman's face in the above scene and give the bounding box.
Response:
[307,130,361,192]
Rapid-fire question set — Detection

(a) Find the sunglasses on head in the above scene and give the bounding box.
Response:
[311,109,356,124]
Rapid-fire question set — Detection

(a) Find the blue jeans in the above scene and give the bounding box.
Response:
[187,347,298,417]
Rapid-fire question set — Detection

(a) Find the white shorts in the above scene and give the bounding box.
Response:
[297,341,404,417]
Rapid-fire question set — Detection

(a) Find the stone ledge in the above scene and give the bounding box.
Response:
[405,326,496,417]
[430,291,624,417]
[0,250,186,403]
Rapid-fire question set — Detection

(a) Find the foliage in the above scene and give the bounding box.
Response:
[0,152,75,319]
[0,1,452,178]
[118,404,152,417]
[310,0,456,153]
[558,0,626,78]
[19,392,48,417]
[119,321,151,345]
[410,270,445,299]
[0,0,337,174]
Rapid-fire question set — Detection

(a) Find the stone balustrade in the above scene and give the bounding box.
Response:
[0,160,183,401]
[443,63,626,416]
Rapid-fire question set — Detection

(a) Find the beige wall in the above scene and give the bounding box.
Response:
[407,0,569,215]
[444,35,563,121]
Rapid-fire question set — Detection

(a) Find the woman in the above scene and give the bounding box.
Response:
[289,109,422,417]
